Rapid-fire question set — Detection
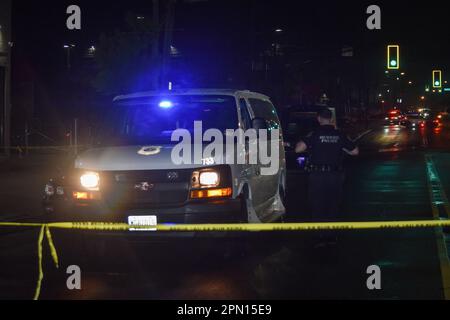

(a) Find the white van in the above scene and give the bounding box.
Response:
[43,89,286,227]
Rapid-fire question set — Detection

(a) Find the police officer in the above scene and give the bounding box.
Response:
[295,108,359,228]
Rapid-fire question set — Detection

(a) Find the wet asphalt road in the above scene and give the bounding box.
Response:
[2,123,450,299]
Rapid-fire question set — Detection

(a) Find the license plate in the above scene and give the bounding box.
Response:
[128,215,157,232]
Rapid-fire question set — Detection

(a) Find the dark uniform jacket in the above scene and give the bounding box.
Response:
[303,125,356,167]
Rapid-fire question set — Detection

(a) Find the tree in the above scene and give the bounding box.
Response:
[92,12,160,96]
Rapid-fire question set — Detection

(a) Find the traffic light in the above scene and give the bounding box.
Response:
[387,45,400,70]
[433,70,442,88]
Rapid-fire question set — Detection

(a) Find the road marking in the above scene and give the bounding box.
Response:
[378,147,403,153]
[425,154,450,299]
[422,131,429,148]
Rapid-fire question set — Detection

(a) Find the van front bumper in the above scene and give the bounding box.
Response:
[44,196,243,225]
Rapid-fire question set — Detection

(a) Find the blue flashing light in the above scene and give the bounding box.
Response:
[159,100,174,109]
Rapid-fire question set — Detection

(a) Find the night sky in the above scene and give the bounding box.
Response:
[11,1,450,81]
[8,0,450,132]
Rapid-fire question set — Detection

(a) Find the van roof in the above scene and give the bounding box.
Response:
[113,89,271,102]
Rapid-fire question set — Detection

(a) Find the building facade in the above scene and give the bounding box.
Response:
[0,0,11,155]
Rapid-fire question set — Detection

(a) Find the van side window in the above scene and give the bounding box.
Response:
[248,98,280,130]
[239,98,252,130]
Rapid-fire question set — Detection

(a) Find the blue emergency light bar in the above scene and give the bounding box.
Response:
[159,101,174,109]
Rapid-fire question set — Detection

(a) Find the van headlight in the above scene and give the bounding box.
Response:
[192,170,220,188]
[199,171,220,187]
[80,172,100,190]
[190,168,232,199]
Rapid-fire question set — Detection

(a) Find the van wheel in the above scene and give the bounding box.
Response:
[239,196,250,223]
[240,193,259,223]
[274,181,287,222]
[279,183,287,208]
[42,205,55,223]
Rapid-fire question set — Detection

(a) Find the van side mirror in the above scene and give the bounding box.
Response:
[252,117,268,130]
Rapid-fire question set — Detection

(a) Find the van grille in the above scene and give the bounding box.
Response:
[100,169,192,208]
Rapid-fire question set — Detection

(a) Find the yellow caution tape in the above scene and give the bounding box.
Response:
[2,218,450,300]
[33,226,45,301]
[45,219,450,232]
[30,225,59,300]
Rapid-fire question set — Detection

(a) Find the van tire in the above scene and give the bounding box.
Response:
[279,183,287,208]
[239,186,258,223]
[274,179,287,222]
[239,196,250,223]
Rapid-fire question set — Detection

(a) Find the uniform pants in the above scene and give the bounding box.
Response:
[307,171,345,222]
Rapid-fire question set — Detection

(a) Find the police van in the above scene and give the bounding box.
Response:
[43,89,286,229]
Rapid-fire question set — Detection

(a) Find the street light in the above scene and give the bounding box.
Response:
[63,44,76,70]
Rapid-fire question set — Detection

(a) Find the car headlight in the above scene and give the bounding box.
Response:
[80,172,100,190]
[199,171,220,187]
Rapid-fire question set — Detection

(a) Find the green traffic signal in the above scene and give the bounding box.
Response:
[433,70,442,88]
[387,45,400,70]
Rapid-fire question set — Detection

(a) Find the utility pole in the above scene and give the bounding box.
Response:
[0,0,12,156]
[160,0,176,90]
[64,44,76,70]
[74,118,78,155]
[151,0,160,90]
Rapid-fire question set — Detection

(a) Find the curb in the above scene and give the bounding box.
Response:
[353,129,373,142]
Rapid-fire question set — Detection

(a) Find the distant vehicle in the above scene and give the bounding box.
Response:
[284,111,319,171]
[418,108,432,119]
[43,89,287,229]
[404,112,424,128]
[283,106,337,171]
[432,112,449,128]
[384,110,408,126]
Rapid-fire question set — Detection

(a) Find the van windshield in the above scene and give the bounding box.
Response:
[99,95,239,146]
